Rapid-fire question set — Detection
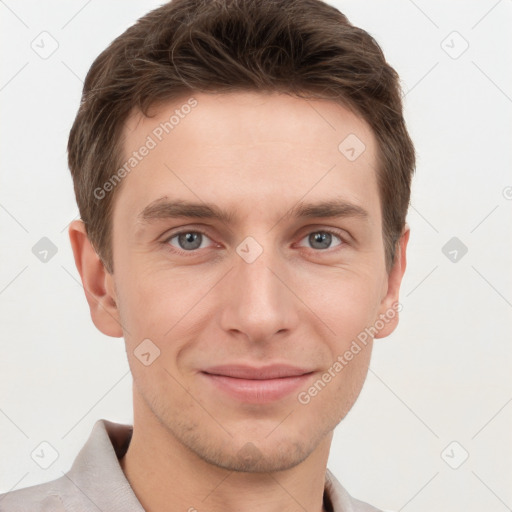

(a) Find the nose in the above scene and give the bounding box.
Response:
[219,242,300,344]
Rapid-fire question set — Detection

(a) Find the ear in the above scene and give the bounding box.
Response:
[68,220,123,338]
[374,224,410,339]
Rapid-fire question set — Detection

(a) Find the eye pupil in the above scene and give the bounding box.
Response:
[309,231,332,250]
[178,232,202,250]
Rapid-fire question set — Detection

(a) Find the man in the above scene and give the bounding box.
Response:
[0,0,414,510]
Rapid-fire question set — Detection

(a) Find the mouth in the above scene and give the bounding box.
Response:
[200,364,315,404]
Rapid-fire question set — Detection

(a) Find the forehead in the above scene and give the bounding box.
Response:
[114,91,380,228]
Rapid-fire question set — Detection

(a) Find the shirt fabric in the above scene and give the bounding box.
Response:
[0,419,383,512]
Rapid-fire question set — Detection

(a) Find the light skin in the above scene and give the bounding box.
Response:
[69,91,409,512]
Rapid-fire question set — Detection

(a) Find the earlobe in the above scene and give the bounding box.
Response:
[374,224,410,339]
[68,220,124,338]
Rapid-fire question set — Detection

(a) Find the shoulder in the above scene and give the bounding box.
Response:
[325,468,386,512]
[349,495,387,512]
[0,474,78,511]
[0,418,139,512]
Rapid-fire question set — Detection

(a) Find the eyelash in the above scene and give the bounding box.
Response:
[162,228,348,256]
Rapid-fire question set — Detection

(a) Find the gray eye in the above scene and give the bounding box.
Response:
[300,231,342,250]
[168,231,210,251]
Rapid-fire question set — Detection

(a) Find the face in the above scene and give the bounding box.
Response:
[72,91,408,473]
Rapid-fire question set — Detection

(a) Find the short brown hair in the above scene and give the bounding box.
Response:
[68,0,415,274]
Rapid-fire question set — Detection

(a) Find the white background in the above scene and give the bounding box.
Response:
[0,1,511,510]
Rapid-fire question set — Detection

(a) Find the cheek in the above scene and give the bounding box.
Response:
[330,346,372,416]
[294,265,383,342]
[115,265,218,353]
[113,268,167,347]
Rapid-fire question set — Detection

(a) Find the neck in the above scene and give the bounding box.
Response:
[119,391,333,512]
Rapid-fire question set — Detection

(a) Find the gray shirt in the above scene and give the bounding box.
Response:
[0,419,383,511]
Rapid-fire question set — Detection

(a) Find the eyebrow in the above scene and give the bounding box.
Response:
[136,196,369,226]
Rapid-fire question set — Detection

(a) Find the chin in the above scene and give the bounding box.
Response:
[190,434,316,473]
[167,412,337,474]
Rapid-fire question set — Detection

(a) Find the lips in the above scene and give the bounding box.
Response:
[200,364,315,404]
[203,364,312,380]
